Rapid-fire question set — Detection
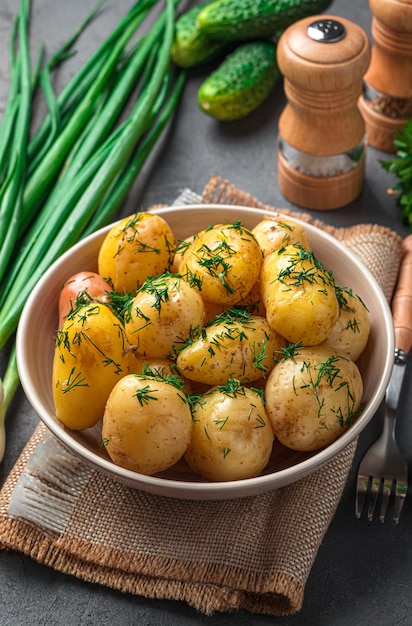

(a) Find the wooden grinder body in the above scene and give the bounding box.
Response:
[358,0,412,152]
[277,15,371,210]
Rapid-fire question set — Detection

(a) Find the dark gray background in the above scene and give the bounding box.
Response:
[1,1,411,624]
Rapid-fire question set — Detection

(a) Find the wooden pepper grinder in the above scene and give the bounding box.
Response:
[358,0,412,153]
[277,16,371,211]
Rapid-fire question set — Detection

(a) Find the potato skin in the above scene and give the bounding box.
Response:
[58,271,112,329]
[176,312,287,385]
[264,346,363,451]
[323,287,370,361]
[261,244,339,346]
[52,303,130,430]
[252,215,311,257]
[102,375,192,475]
[185,382,274,481]
[124,273,205,358]
[97,212,176,292]
[179,222,263,306]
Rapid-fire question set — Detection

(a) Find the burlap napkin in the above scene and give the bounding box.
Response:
[0,176,404,616]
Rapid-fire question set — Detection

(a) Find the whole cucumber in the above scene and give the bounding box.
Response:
[197,0,333,41]
[198,41,280,121]
[172,2,230,68]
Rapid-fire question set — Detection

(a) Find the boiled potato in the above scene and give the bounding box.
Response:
[124,272,205,358]
[176,310,287,385]
[102,374,192,475]
[252,215,311,256]
[323,286,370,361]
[52,303,130,430]
[179,222,263,306]
[98,212,176,292]
[58,271,112,329]
[264,345,363,451]
[184,380,274,481]
[173,225,227,276]
[261,244,339,345]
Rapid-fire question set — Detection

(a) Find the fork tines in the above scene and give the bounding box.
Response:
[356,474,408,523]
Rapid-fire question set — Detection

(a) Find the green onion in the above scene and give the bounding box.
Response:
[22,8,151,222]
[0,17,20,181]
[0,0,185,460]
[0,345,19,463]
[0,0,31,282]
[26,0,158,168]
[26,0,107,178]
[83,69,186,235]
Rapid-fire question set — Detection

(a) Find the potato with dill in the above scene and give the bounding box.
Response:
[124,272,205,359]
[176,308,287,386]
[184,379,274,481]
[264,345,363,451]
[178,221,263,306]
[58,271,112,329]
[323,286,370,362]
[252,215,311,257]
[97,212,176,292]
[171,226,224,275]
[261,243,339,346]
[52,303,130,430]
[102,372,192,475]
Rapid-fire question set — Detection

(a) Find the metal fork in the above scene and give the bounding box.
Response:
[355,348,409,523]
[356,235,412,523]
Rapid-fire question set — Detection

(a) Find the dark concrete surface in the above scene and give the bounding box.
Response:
[1,1,411,625]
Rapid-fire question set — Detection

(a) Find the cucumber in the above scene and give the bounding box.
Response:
[197,0,333,41]
[198,41,279,121]
[171,3,230,68]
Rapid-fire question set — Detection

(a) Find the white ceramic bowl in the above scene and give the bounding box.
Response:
[16,204,394,500]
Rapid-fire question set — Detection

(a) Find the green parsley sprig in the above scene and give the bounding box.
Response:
[381,120,412,230]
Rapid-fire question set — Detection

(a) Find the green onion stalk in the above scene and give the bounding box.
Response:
[0,0,185,462]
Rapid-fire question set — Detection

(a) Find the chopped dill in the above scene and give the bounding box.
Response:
[275,244,335,291]
[217,378,246,398]
[279,342,303,361]
[214,415,229,430]
[205,306,253,328]
[61,366,89,393]
[133,384,158,406]
[249,386,265,402]
[139,272,183,314]
[252,340,269,373]
[335,285,369,312]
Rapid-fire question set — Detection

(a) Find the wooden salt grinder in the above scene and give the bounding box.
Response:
[358,0,412,153]
[277,16,371,210]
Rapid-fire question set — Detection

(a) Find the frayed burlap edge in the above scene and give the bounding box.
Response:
[0,516,303,615]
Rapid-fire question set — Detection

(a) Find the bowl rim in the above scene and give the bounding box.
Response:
[16,203,395,499]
